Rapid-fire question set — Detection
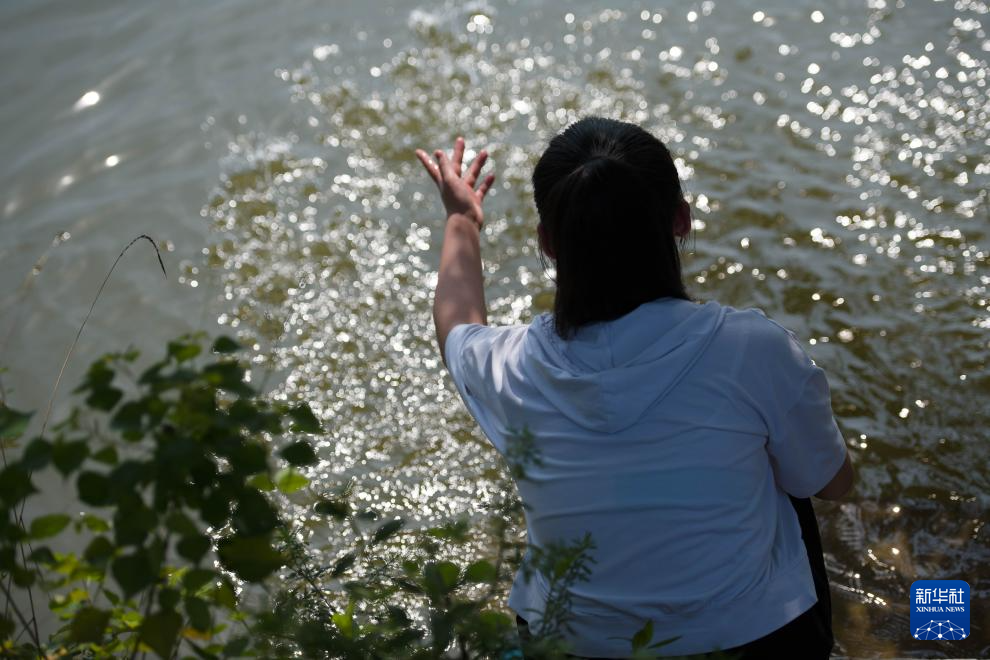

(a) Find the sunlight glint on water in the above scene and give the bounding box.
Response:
[167,2,990,656]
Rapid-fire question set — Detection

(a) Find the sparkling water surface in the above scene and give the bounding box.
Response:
[1,1,988,656]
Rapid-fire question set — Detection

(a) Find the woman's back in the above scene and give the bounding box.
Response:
[444,297,847,656]
[419,115,850,656]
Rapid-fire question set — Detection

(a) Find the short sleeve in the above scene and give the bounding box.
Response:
[443,323,524,454]
[444,323,489,399]
[743,311,848,498]
[765,366,848,498]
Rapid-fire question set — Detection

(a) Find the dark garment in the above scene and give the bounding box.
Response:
[515,495,834,659]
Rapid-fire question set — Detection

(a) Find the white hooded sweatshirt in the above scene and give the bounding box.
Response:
[443,296,847,657]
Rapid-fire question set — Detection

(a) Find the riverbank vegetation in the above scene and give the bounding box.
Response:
[0,334,696,658]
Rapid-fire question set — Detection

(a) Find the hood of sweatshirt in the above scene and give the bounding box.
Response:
[522,297,727,434]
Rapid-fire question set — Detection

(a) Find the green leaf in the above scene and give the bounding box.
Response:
[11,566,35,587]
[167,339,201,363]
[279,440,318,466]
[247,473,275,492]
[113,495,155,546]
[119,346,140,362]
[222,637,249,656]
[330,553,356,577]
[157,434,203,469]
[20,438,52,470]
[430,610,452,649]
[202,362,252,396]
[86,385,123,412]
[330,599,356,638]
[426,519,470,542]
[226,440,268,476]
[200,489,230,527]
[182,568,216,593]
[464,560,497,583]
[110,460,152,491]
[631,619,654,651]
[287,404,321,433]
[436,562,460,589]
[92,445,118,465]
[0,550,18,572]
[0,547,17,571]
[188,641,220,660]
[0,405,32,441]
[28,546,55,565]
[216,535,286,582]
[211,336,242,354]
[52,439,89,476]
[424,561,460,595]
[314,498,348,520]
[164,511,198,536]
[371,518,404,546]
[29,513,70,539]
[69,606,112,643]
[232,489,279,536]
[75,359,114,393]
[158,587,180,611]
[120,610,142,628]
[177,534,211,563]
[212,580,237,610]
[384,605,413,627]
[80,513,111,533]
[139,609,182,659]
[138,360,167,385]
[0,465,36,505]
[475,610,512,634]
[83,536,116,566]
[77,471,112,506]
[274,468,309,494]
[185,596,212,631]
[111,401,146,435]
[112,550,157,597]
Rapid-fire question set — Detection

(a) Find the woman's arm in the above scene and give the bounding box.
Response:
[415,137,496,366]
[434,213,486,365]
[814,452,855,500]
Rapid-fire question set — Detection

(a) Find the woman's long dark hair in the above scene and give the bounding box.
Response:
[532,116,690,340]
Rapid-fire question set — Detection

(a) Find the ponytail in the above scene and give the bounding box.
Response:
[533,117,689,340]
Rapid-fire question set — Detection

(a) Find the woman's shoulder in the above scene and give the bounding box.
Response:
[706,299,794,336]
[708,301,811,367]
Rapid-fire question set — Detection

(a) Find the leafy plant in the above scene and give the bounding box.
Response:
[0,335,723,658]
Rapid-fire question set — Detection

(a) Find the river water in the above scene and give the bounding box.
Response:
[1,0,988,657]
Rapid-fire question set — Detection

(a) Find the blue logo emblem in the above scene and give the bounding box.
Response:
[910,580,969,641]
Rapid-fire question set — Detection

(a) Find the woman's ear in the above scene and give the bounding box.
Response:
[538,223,555,259]
[673,199,691,239]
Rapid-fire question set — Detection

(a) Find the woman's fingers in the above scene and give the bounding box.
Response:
[477,173,496,200]
[420,141,492,197]
[415,149,442,187]
[464,150,488,188]
[435,149,454,181]
[452,136,465,176]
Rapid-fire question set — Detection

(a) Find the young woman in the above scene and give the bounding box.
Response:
[415,116,854,659]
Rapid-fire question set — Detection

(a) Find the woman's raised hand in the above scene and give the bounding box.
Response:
[416,136,496,228]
